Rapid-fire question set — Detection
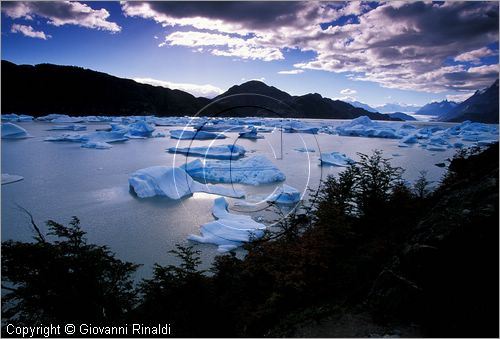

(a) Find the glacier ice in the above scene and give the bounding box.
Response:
[336,116,400,139]
[170,129,226,140]
[294,147,316,153]
[188,197,266,252]
[239,127,264,139]
[268,184,301,204]
[47,124,87,131]
[168,144,246,160]
[2,123,31,139]
[1,114,33,122]
[183,155,286,185]
[81,141,112,149]
[111,121,155,138]
[320,152,354,167]
[1,173,24,185]
[129,166,245,199]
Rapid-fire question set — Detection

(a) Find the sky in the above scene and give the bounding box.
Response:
[1,1,499,107]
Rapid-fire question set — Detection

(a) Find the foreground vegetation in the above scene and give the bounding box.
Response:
[2,144,498,337]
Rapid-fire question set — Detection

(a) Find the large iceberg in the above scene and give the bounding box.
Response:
[336,116,400,139]
[2,114,33,122]
[111,121,155,138]
[183,155,286,185]
[188,197,266,252]
[129,166,245,199]
[2,123,31,139]
[239,127,264,139]
[170,129,226,140]
[320,152,354,166]
[50,116,85,124]
[1,173,24,185]
[168,144,246,160]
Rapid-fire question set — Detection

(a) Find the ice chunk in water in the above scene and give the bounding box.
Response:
[81,142,112,149]
[2,123,31,139]
[170,129,226,140]
[129,166,245,199]
[268,184,301,204]
[47,124,87,131]
[320,152,353,166]
[183,155,286,185]
[168,144,246,160]
[188,197,266,252]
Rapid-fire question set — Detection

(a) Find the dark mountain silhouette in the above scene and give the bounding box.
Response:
[415,100,458,116]
[386,112,417,121]
[1,60,210,116]
[1,61,393,120]
[210,80,393,120]
[441,79,499,123]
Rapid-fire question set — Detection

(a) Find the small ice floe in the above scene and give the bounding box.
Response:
[129,166,245,199]
[47,124,87,131]
[44,133,85,142]
[1,114,33,122]
[1,123,31,139]
[199,124,248,133]
[183,155,286,185]
[168,144,246,160]
[239,127,264,139]
[1,173,24,185]
[284,127,319,134]
[477,139,498,146]
[50,116,85,124]
[81,141,112,149]
[170,129,226,140]
[426,144,448,152]
[267,184,301,204]
[294,147,316,153]
[188,197,266,252]
[320,152,354,166]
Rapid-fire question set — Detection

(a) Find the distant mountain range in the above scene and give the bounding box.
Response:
[374,102,422,113]
[415,100,459,117]
[1,60,497,123]
[442,80,499,123]
[346,100,378,113]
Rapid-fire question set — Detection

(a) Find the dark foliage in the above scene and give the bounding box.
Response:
[2,217,139,329]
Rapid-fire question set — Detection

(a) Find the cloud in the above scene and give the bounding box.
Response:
[278,69,304,75]
[454,47,496,63]
[133,77,224,98]
[161,31,283,61]
[11,24,50,40]
[446,92,475,103]
[122,1,498,93]
[334,95,356,102]
[2,1,121,32]
[340,88,357,95]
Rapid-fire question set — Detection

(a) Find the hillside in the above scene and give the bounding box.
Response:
[415,100,458,117]
[441,79,499,123]
[1,60,210,117]
[1,61,391,120]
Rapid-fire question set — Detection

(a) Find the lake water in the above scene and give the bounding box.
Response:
[1,119,468,277]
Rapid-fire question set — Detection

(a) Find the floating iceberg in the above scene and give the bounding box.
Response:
[268,184,301,204]
[320,152,353,166]
[129,166,245,199]
[336,116,400,139]
[425,144,448,152]
[2,123,31,139]
[1,173,24,185]
[47,124,87,131]
[170,129,226,140]
[168,144,246,160]
[294,147,316,153]
[188,197,266,252]
[239,127,264,139]
[81,141,112,149]
[198,124,248,133]
[51,116,85,124]
[44,133,85,142]
[1,114,33,122]
[111,121,155,138]
[183,155,286,185]
[284,127,319,134]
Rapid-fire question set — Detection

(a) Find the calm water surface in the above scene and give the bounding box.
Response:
[2,119,459,277]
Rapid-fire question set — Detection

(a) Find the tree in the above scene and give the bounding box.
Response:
[2,217,138,326]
